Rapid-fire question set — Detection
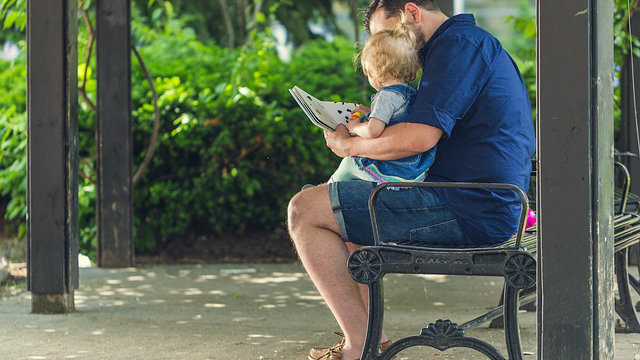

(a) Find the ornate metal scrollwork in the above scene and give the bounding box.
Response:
[348,249,382,284]
[504,253,536,289]
[421,319,465,340]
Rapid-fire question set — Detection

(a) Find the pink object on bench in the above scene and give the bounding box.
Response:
[526,209,537,229]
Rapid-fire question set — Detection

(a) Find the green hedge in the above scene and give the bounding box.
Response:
[0,17,370,258]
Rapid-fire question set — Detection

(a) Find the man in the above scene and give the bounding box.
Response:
[287,1,536,359]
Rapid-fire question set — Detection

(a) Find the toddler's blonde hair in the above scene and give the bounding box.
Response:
[360,13,421,85]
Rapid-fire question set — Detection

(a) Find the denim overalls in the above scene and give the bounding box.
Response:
[352,83,436,183]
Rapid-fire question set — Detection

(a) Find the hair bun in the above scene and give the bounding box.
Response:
[390,12,416,45]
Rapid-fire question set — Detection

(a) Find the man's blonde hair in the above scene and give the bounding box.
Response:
[360,15,421,85]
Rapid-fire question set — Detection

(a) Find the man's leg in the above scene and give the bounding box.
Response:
[345,241,390,345]
[288,184,367,359]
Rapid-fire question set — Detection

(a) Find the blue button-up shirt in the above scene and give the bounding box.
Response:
[406,14,536,244]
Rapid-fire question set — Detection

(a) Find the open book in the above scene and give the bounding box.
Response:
[289,86,360,131]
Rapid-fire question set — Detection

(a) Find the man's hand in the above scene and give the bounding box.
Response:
[324,125,352,158]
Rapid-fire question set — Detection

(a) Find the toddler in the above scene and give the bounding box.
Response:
[329,18,436,184]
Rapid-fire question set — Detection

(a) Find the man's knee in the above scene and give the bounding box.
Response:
[287,190,307,237]
[287,185,335,238]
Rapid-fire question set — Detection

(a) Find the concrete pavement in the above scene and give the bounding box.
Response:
[0,264,638,359]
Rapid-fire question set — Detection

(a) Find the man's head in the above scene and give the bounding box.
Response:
[364,1,446,48]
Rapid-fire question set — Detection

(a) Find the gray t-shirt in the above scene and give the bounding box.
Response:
[368,89,409,124]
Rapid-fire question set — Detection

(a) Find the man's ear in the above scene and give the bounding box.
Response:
[404,2,422,23]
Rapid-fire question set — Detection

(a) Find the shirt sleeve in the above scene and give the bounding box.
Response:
[368,90,405,124]
[406,35,493,138]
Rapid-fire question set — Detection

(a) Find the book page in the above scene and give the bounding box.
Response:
[320,100,360,128]
[289,86,360,131]
[289,88,335,131]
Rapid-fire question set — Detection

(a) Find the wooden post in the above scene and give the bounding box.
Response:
[96,0,134,268]
[27,0,79,313]
[537,0,615,358]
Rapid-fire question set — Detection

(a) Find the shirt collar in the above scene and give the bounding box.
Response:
[418,14,476,60]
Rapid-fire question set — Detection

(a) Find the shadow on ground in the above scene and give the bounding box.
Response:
[1,264,639,360]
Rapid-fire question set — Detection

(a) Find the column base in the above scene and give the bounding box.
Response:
[31,292,75,314]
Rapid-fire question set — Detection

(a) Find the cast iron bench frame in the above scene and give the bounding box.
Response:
[486,161,640,333]
[347,163,640,360]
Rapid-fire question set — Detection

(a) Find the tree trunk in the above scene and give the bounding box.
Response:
[350,0,360,43]
[237,0,248,42]
[218,0,235,48]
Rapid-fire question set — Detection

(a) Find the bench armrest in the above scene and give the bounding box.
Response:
[615,161,631,214]
[614,150,640,160]
[368,182,530,249]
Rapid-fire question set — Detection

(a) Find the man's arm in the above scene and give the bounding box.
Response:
[324,122,443,160]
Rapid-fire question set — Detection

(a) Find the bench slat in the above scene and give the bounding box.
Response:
[500,213,640,255]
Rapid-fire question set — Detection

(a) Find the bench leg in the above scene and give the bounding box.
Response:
[615,249,640,333]
[361,278,384,360]
[503,285,524,360]
[632,245,640,294]
[636,245,640,312]
[489,286,536,329]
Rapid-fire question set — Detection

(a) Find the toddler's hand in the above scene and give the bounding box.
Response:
[347,114,362,134]
[355,104,371,114]
[349,111,366,122]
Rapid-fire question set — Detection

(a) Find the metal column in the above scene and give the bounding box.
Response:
[96,0,134,268]
[27,0,79,313]
[537,0,615,358]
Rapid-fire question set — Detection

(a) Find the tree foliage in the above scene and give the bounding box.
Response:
[2,1,640,259]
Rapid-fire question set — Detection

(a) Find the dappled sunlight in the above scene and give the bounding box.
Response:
[204,303,226,308]
[280,340,310,344]
[229,272,305,284]
[195,274,219,282]
[294,291,324,301]
[183,288,203,295]
[415,274,449,283]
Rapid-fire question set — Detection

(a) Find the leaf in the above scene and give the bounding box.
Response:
[3,11,18,29]
[152,8,163,22]
[163,1,174,19]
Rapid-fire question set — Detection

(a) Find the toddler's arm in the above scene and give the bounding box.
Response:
[348,116,386,138]
[348,89,404,138]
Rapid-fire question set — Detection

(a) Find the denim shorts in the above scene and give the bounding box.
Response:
[328,180,470,247]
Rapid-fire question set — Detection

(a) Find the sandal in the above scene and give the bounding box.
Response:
[308,331,395,360]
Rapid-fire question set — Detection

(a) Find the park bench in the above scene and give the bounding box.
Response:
[485,160,640,333]
[347,162,640,360]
